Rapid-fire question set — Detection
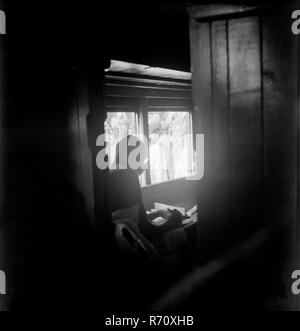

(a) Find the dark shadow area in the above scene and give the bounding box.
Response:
[0,0,297,312]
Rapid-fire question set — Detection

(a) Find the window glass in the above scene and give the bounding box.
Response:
[105,112,137,166]
[148,112,194,185]
[104,111,194,186]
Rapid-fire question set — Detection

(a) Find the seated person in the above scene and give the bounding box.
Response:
[109,135,183,241]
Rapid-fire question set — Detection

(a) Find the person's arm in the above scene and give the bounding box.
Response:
[134,173,181,237]
[147,209,183,235]
[146,209,171,222]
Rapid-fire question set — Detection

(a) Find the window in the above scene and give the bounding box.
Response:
[105,112,137,168]
[148,112,194,184]
[104,61,194,187]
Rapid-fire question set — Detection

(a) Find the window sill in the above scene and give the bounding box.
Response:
[141,176,194,190]
[141,175,198,211]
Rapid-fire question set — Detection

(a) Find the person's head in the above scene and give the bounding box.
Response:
[150,133,160,144]
[115,135,148,176]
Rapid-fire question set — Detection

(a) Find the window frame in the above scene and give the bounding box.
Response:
[104,72,194,187]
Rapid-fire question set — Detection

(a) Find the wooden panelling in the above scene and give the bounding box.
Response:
[189,4,298,307]
[106,75,191,87]
[147,98,192,108]
[211,20,231,222]
[76,71,95,224]
[146,106,191,112]
[105,84,191,99]
[190,21,213,180]
[105,106,134,112]
[262,12,297,226]
[104,96,192,109]
[105,96,140,108]
[262,12,298,301]
[0,35,6,311]
[190,5,298,252]
[189,5,259,21]
[228,16,262,221]
[189,20,216,240]
[69,73,83,194]
[190,22,212,135]
[0,36,4,216]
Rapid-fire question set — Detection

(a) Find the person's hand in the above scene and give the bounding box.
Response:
[157,209,172,220]
[168,209,184,228]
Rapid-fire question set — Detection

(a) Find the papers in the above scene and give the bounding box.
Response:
[154,202,197,218]
[186,205,198,217]
[152,217,168,226]
[182,214,198,226]
[154,202,185,216]
[151,202,198,227]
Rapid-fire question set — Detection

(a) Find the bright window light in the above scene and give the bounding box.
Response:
[148,112,194,185]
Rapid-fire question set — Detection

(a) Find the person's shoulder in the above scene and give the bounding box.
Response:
[109,169,138,180]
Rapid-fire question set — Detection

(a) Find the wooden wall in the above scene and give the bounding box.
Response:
[0,28,4,220]
[69,70,95,225]
[70,68,114,238]
[189,4,298,307]
[0,12,6,311]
